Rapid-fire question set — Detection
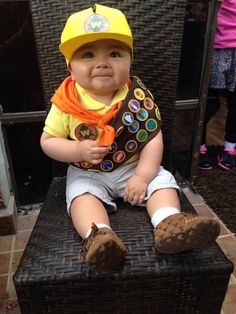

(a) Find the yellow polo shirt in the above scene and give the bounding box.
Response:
[44,83,129,140]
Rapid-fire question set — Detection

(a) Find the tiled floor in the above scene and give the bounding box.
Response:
[0,189,235,314]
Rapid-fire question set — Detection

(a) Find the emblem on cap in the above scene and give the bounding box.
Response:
[84,14,109,33]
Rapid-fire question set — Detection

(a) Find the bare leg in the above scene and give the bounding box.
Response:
[70,193,110,238]
[147,188,180,217]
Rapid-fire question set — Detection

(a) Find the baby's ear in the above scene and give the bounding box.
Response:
[67,63,75,80]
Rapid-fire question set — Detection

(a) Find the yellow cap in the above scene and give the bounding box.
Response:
[60,4,133,62]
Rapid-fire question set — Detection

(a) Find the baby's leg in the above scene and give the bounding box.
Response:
[71,193,127,270]
[71,193,110,238]
[147,188,220,254]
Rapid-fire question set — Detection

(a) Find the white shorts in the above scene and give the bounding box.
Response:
[66,161,180,214]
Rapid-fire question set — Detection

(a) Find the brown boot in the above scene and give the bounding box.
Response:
[79,223,127,271]
[154,213,220,254]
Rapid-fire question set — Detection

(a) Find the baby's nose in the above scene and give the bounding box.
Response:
[96,62,109,68]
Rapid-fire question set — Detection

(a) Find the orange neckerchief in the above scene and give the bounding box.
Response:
[51,76,129,146]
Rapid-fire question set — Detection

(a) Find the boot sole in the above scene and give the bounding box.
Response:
[85,236,127,271]
[155,219,220,254]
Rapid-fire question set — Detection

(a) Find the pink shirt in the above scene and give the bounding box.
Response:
[214,0,236,48]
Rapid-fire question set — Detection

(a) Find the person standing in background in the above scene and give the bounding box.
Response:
[199,0,236,171]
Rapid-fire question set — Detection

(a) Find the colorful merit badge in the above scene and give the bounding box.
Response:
[128,120,139,133]
[125,140,138,152]
[75,123,97,141]
[122,112,134,125]
[134,88,145,100]
[128,99,140,112]
[143,97,154,110]
[146,119,158,132]
[113,151,126,163]
[136,129,148,142]
[100,160,114,171]
[136,108,148,121]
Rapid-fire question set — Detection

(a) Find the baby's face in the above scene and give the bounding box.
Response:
[69,39,132,102]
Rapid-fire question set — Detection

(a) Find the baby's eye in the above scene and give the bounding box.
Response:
[82,52,94,59]
[110,51,122,58]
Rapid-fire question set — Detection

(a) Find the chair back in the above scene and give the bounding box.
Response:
[29,0,186,167]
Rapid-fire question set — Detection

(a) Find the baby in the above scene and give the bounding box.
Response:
[41,4,220,271]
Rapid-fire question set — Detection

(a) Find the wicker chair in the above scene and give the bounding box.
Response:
[14,1,233,313]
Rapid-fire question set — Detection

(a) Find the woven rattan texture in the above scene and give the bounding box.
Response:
[14,177,233,314]
[29,0,186,167]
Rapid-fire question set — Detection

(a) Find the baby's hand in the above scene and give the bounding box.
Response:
[124,174,148,205]
[78,140,110,164]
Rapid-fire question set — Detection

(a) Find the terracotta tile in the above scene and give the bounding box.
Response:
[11,252,23,274]
[16,214,38,231]
[0,217,16,237]
[0,254,10,275]
[14,231,31,251]
[0,236,13,253]
[193,204,215,218]
[221,282,236,314]
[229,256,236,278]
[0,275,8,299]
[5,299,20,314]
[184,191,205,205]
[0,299,6,314]
[215,220,232,236]
[217,236,236,268]
[7,276,16,300]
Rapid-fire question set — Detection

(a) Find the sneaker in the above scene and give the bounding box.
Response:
[198,147,213,170]
[154,213,220,254]
[78,223,127,271]
[217,147,236,170]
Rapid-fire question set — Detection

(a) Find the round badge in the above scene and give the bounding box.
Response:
[116,126,124,137]
[155,107,161,120]
[113,151,126,163]
[84,14,109,33]
[136,129,148,142]
[122,112,134,126]
[136,108,148,121]
[136,78,147,90]
[128,120,139,133]
[128,99,140,113]
[125,140,138,153]
[100,160,114,171]
[75,123,97,141]
[134,88,145,100]
[110,142,117,153]
[81,161,93,169]
[143,97,154,110]
[145,119,158,132]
